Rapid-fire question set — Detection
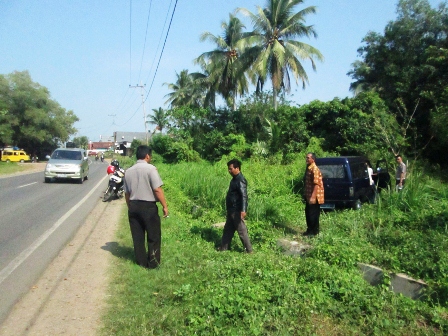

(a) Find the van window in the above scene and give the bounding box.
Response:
[319,165,346,179]
[351,162,367,179]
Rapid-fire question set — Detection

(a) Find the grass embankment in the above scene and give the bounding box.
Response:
[101,158,448,335]
[0,161,35,176]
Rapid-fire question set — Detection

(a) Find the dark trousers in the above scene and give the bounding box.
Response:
[305,202,320,234]
[128,201,161,268]
[221,212,253,252]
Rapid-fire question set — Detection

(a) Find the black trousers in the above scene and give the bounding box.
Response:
[128,201,161,268]
[221,212,253,252]
[305,202,320,234]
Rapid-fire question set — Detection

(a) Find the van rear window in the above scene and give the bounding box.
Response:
[319,165,345,179]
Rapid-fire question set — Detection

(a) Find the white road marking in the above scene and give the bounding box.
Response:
[17,182,37,188]
[0,174,108,285]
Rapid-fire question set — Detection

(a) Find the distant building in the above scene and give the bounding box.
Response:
[89,141,114,152]
[113,131,149,156]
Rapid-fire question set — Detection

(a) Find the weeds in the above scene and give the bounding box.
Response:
[102,158,448,335]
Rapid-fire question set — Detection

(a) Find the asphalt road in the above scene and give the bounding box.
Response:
[0,160,110,324]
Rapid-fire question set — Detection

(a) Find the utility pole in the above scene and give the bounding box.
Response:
[129,83,148,145]
[108,114,117,125]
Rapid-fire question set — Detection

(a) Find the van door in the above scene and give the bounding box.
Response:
[319,164,351,204]
[374,159,391,191]
[349,161,371,201]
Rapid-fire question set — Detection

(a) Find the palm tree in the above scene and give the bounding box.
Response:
[147,107,168,134]
[238,0,324,110]
[194,14,251,111]
[189,59,218,110]
[163,69,204,108]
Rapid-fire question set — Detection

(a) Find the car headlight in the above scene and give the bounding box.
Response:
[46,163,52,169]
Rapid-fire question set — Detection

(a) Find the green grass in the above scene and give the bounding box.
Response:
[101,158,448,335]
[0,161,33,175]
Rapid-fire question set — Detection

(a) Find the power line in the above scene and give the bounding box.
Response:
[137,0,153,84]
[144,0,174,87]
[129,84,148,144]
[144,0,179,102]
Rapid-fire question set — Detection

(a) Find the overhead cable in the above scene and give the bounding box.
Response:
[137,0,153,84]
[144,0,179,102]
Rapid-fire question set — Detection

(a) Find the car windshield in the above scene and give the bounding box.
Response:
[319,164,346,179]
[51,150,82,160]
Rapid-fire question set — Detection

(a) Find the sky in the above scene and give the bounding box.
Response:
[0,0,444,142]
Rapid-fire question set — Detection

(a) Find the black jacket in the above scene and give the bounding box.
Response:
[226,172,248,213]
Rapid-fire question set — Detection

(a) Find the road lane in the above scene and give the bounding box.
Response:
[0,160,111,323]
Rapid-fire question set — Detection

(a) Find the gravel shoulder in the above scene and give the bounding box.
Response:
[0,164,122,336]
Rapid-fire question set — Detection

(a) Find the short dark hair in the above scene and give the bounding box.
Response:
[307,152,316,160]
[396,155,402,160]
[227,159,241,170]
[136,145,152,160]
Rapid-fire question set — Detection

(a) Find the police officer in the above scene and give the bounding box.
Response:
[124,145,168,268]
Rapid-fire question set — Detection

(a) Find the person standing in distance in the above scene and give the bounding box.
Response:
[395,155,406,190]
[303,153,324,236]
[124,145,168,268]
[220,159,253,253]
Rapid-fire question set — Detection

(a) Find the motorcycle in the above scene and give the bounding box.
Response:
[103,165,125,202]
[100,155,104,162]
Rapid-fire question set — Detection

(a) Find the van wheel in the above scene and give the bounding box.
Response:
[352,199,362,210]
[6,159,10,163]
[20,159,25,163]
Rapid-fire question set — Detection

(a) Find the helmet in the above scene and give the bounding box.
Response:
[111,160,120,168]
[107,165,115,175]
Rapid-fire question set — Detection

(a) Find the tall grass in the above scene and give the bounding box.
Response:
[102,158,448,335]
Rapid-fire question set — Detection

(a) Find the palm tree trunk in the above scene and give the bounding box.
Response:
[273,87,278,111]
[233,91,237,111]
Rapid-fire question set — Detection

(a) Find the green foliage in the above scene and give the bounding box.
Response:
[348,0,448,162]
[103,160,448,335]
[0,71,78,157]
[150,134,201,164]
[72,136,88,150]
[130,139,144,158]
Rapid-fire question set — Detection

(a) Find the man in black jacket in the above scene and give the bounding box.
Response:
[219,159,253,253]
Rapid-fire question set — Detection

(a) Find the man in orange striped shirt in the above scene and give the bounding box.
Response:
[303,153,324,236]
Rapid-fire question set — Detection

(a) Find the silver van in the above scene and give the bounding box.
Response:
[44,148,89,183]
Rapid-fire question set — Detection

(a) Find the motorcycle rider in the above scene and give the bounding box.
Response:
[104,159,125,201]
[100,152,104,162]
[111,159,125,193]
[111,159,125,176]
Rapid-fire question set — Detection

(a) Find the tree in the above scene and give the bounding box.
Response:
[195,14,251,110]
[72,136,89,149]
[348,0,448,161]
[147,107,169,134]
[0,71,78,156]
[238,0,324,109]
[163,69,205,108]
[0,74,14,147]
